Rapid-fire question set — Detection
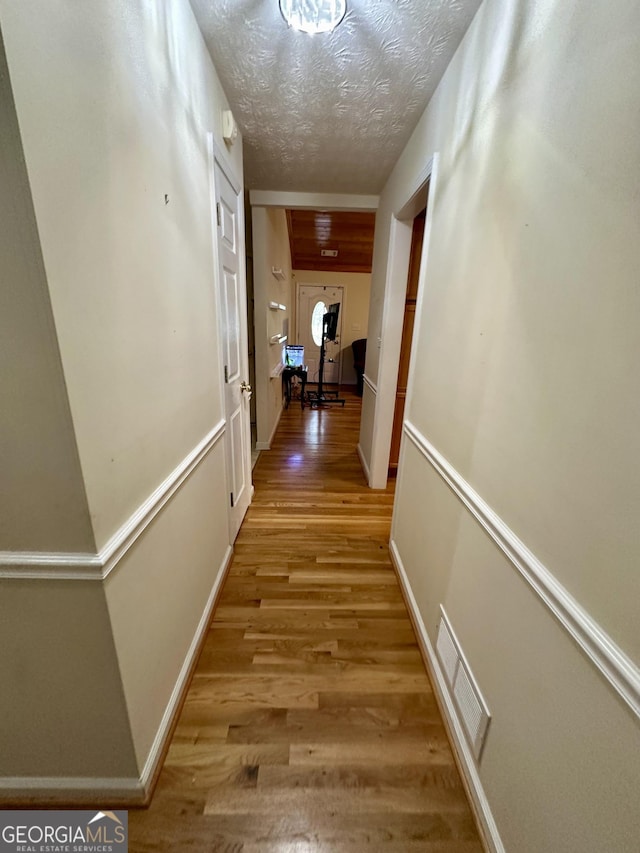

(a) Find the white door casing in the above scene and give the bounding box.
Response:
[296,284,344,386]
[213,157,252,541]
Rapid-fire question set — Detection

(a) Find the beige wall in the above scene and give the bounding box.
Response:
[393,441,640,853]
[1,0,240,790]
[0,27,94,555]
[0,580,137,780]
[292,270,371,385]
[104,442,229,771]
[1,0,240,551]
[0,19,133,789]
[252,207,295,448]
[369,0,640,849]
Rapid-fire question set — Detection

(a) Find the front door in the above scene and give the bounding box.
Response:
[296,284,344,386]
[214,160,252,541]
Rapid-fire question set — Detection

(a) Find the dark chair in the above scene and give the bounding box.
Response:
[351,338,367,396]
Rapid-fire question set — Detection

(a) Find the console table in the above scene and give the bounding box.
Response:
[282,366,307,409]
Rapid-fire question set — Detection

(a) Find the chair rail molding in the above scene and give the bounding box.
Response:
[402,419,640,720]
[0,420,226,581]
[363,373,378,395]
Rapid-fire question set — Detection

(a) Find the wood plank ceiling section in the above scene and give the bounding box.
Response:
[286,210,376,273]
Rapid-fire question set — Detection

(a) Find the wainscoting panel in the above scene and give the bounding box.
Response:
[402,420,640,719]
[391,428,640,853]
[390,540,505,853]
[0,425,232,805]
[357,378,377,485]
[105,437,232,776]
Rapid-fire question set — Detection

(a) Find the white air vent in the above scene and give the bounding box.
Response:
[436,607,490,760]
[436,616,458,683]
[453,659,489,756]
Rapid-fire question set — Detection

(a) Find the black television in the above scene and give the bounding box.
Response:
[324,303,340,342]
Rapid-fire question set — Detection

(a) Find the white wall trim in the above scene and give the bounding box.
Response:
[249,190,379,211]
[0,552,102,580]
[403,419,640,720]
[256,400,284,451]
[210,133,242,196]
[363,373,378,395]
[369,152,439,491]
[356,443,371,486]
[395,156,434,220]
[139,543,233,794]
[0,421,226,581]
[0,776,144,801]
[389,539,505,853]
[101,420,226,579]
[368,215,413,489]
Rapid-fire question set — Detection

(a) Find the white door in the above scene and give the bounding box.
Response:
[296,285,344,386]
[214,160,252,541]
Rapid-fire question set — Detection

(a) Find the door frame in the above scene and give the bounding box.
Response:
[367,154,439,489]
[388,207,426,476]
[207,134,253,543]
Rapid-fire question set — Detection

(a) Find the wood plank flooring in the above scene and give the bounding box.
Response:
[129,392,482,852]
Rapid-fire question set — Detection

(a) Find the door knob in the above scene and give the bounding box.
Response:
[240,381,252,393]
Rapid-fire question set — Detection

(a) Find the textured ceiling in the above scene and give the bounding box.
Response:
[190,0,481,193]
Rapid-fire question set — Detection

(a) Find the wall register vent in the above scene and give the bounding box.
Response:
[436,607,491,760]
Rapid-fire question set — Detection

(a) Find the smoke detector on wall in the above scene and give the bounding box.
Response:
[222,110,238,146]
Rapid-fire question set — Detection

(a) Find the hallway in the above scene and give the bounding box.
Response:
[129,392,482,852]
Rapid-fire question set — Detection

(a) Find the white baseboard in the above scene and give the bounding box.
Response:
[0,776,144,803]
[389,539,505,853]
[139,544,233,795]
[0,421,226,581]
[356,442,371,485]
[256,403,283,451]
[403,420,640,721]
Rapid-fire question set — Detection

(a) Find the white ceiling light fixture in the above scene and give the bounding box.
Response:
[279,0,347,35]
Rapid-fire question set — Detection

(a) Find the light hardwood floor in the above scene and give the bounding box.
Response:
[129,391,483,852]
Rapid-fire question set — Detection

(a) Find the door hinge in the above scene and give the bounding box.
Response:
[224,364,229,383]
[216,202,221,227]
[230,492,234,508]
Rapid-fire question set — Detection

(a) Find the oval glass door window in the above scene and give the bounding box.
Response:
[311,301,327,347]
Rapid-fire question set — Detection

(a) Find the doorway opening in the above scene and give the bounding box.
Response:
[388,206,426,476]
[248,196,377,451]
[244,201,259,468]
[365,155,436,490]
